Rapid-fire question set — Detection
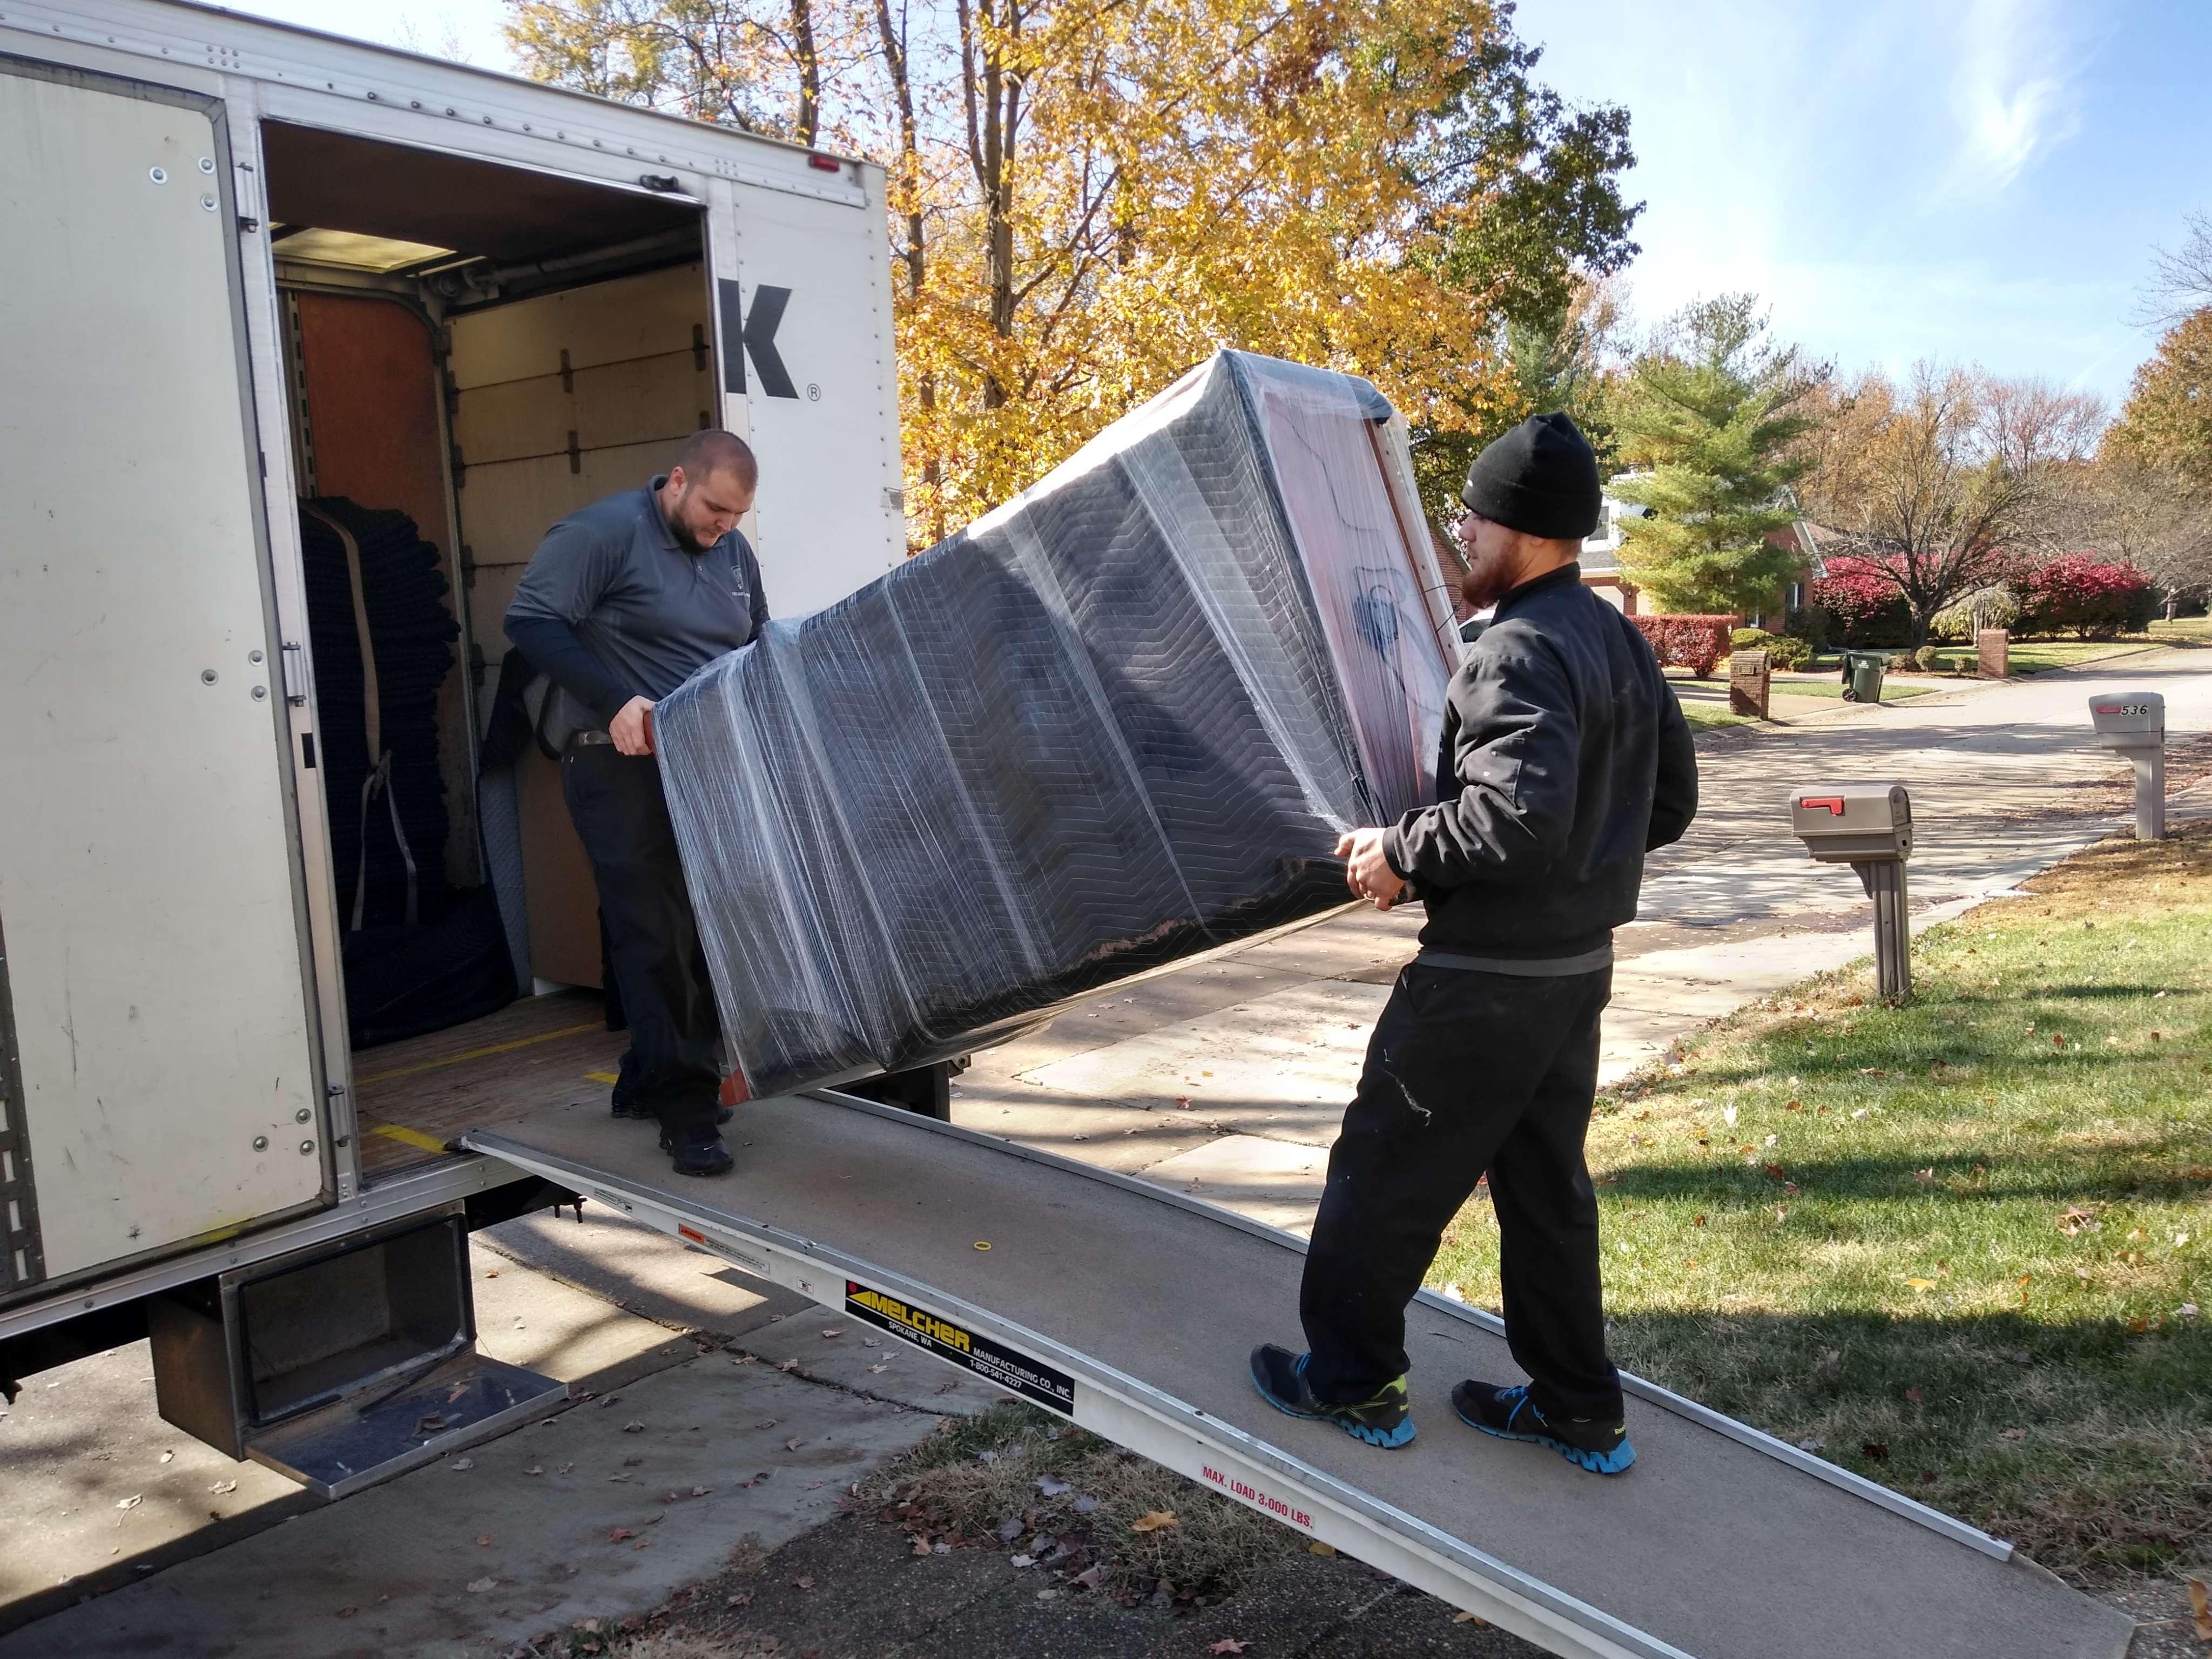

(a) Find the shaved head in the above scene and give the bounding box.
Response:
[659,430,758,552]
[671,428,758,491]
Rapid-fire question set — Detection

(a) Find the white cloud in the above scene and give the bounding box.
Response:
[1941,0,2087,194]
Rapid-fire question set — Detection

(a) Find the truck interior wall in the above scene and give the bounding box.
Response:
[447,260,718,992]
[285,289,479,887]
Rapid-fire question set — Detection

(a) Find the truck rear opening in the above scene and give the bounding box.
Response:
[258,121,710,1183]
[4,6,903,1473]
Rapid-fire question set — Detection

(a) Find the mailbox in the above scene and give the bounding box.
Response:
[1790,784,1912,865]
[2089,692,2163,750]
[1789,783,1914,1003]
[2088,690,2167,840]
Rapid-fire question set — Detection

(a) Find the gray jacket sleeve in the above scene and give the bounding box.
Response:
[1381,635,1580,889]
[504,516,644,723]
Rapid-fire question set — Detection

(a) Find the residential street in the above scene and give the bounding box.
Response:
[2,646,2206,1658]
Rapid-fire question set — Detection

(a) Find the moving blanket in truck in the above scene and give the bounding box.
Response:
[656,352,1456,1097]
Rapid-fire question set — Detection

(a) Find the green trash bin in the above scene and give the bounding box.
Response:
[1839,650,1886,704]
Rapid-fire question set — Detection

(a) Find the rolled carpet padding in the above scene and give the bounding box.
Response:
[656,352,1456,1097]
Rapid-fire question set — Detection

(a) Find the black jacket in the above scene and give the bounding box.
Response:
[1381,564,1697,961]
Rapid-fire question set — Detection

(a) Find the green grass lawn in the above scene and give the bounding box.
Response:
[2149,616,2212,646]
[1675,696,1752,731]
[1430,825,2212,1586]
[1671,674,1939,713]
[1766,675,1941,700]
[1807,638,2179,678]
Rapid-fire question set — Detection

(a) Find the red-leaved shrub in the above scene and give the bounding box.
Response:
[1809,556,1911,646]
[2015,555,2156,639]
[1632,614,1737,677]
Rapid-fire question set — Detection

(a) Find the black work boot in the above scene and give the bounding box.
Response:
[658,1123,735,1177]
[1452,1380,1634,1474]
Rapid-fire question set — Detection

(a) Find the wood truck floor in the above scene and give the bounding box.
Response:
[466,1091,2132,1659]
[352,991,625,1177]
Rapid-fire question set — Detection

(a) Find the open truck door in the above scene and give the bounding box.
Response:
[0,59,333,1298]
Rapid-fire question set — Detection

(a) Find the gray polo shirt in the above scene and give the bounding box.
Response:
[505,476,768,723]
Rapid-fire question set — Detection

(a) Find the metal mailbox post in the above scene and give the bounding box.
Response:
[2088,691,2165,841]
[1791,784,1914,1002]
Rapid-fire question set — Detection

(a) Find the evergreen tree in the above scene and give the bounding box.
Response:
[1609,295,1823,614]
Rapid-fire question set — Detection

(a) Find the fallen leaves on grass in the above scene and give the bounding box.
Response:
[2186,1573,2212,1642]
[1130,1510,1178,1533]
[1861,1442,1890,1461]
[2057,1206,2101,1237]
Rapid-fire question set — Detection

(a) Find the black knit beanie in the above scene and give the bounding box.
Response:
[1460,412,1602,541]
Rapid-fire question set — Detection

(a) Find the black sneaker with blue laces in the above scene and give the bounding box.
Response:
[1249,1345,1416,1448]
[1452,1379,1635,1475]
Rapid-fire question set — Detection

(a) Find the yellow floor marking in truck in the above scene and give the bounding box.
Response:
[369,1123,449,1153]
[353,1022,606,1086]
[584,1071,619,1085]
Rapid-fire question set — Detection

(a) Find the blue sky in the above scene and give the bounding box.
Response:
[232,0,2207,413]
[1511,0,2210,409]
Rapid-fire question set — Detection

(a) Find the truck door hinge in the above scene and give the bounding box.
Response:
[279,640,308,706]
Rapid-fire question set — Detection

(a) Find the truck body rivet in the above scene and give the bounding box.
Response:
[300,1140,316,1155]
[201,669,218,684]
[199,156,215,173]
[252,1135,268,1151]
[249,649,264,664]
[251,685,267,700]
[294,1108,311,1123]
[149,165,167,184]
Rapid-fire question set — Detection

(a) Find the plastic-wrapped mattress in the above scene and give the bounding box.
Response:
[657,351,1458,1097]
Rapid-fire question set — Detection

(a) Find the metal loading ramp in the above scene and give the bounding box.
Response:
[463,1093,2130,1659]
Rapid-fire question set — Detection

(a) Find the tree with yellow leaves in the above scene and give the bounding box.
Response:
[504,0,1638,546]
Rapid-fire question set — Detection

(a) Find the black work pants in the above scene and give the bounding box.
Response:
[561,744,723,1134]
[1300,961,1622,1422]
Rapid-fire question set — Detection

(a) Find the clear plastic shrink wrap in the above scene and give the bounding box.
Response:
[655,351,1459,1097]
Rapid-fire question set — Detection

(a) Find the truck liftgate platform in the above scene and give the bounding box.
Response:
[463,1093,2129,1659]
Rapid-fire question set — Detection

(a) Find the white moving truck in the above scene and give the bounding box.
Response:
[0,0,907,1491]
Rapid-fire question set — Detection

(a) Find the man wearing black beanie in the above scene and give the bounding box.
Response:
[1251,412,1698,1474]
